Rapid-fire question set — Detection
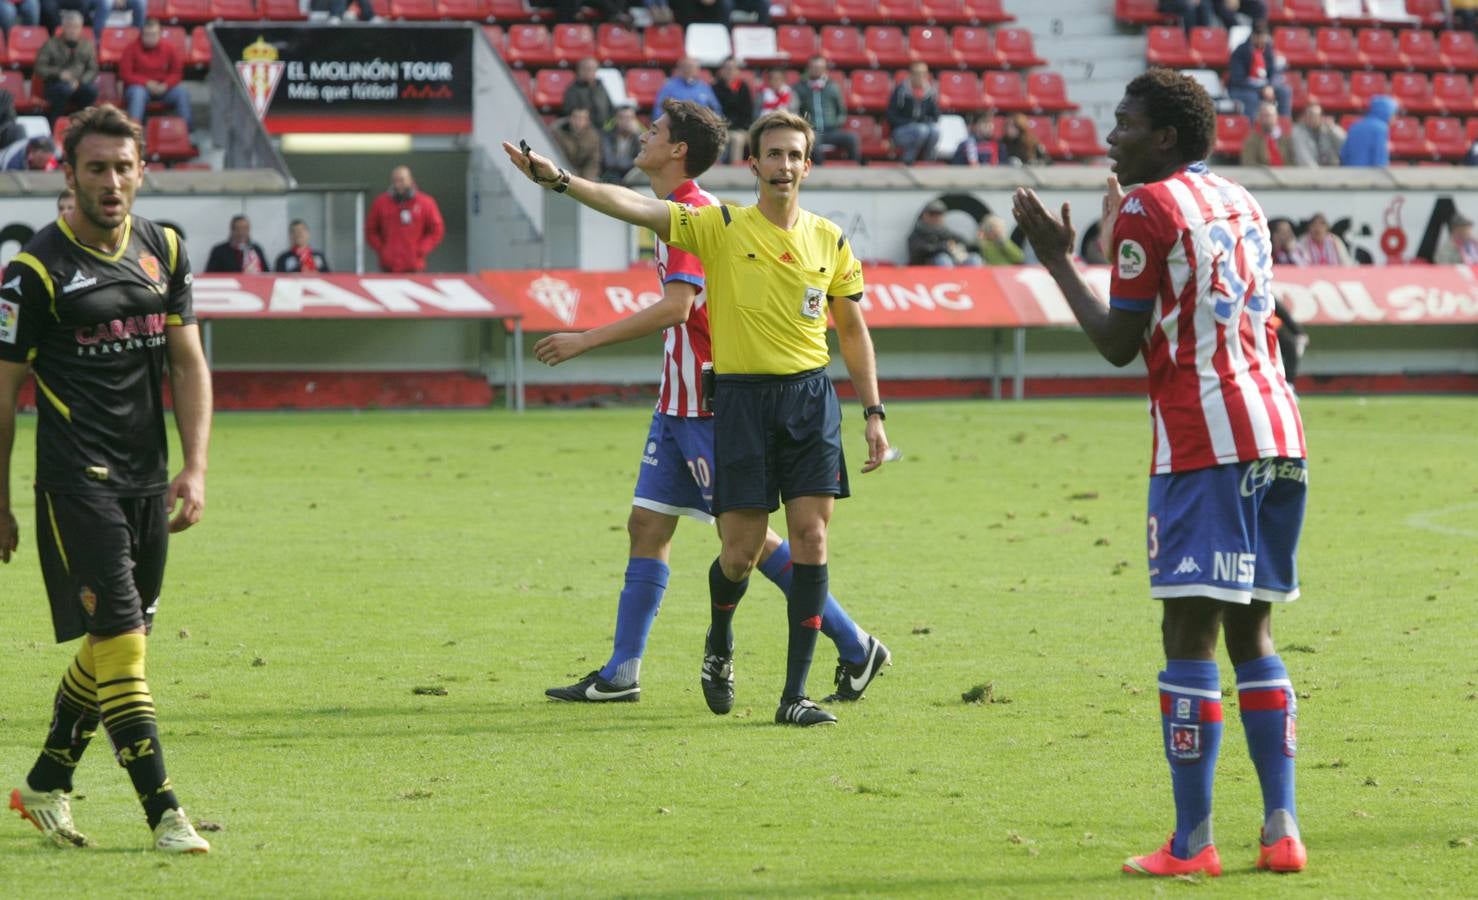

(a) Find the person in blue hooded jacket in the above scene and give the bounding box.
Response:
[1340,95,1396,167]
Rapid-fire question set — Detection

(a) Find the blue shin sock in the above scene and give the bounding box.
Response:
[598,558,670,686]
[758,541,868,664]
[1235,654,1300,842]
[1160,659,1223,859]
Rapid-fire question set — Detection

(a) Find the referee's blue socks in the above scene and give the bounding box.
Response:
[598,557,670,687]
[758,541,868,665]
[707,558,749,657]
[783,562,828,700]
[1160,659,1223,859]
[1235,654,1300,843]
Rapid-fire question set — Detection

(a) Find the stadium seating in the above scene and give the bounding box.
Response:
[596,23,645,66]
[920,0,970,27]
[937,70,985,112]
[843,113,891,160]
[780,0,840,25]
[821,26,872,68]
[644,24,684,66]
[1271,0,1333,27]
[1027,71,1076,112]
[532,67,574,111]
[1023,114,1063,158]
[836,0,885,25]
[211,0,260,18]
[1387,114,1431,158]
[98,27,140,69]
[864,27,911,69]
[0,70,43,114]
[731,26,785,66]
[1306,70,1354,114]
[1433,73,1478,116]
[1189,27,1229,69]
[505,25,558,67]
[1214,112,1251,158]
[951,26,1000,68]
[145,115,196,164]
[995,28,1044,69]
[1357,27,1404,70]
[1146,26,1196,69]
[623,67,664,109]
[909,27,959,69]
[1057,114,1107,158]
[983,70,1031,112]
[388,0,441,20]
[1273,26,1321,69]
[163,0,212,26]
[1425,116,1469,160]
[1349,70,1390,111]
[847,68,893,112]
[552,23,595,66]
[1397,29,1441,71]
[1404,0,1446,27]
[1392,71,1440,115]
[186,27,214,69]
[6,26,49,69]
[262,0,306,18]
[1315,26,1363,70]
[1440,31,1478,74]
[436,0,488,18]
[964,0,1012,25]
[774,24,816,61]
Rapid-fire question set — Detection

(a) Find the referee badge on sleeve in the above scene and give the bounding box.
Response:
[801,287,825,319]
[0,299,18,344]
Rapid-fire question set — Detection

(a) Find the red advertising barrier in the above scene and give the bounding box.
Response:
[192,274,514,319]
[480,265,1478,330]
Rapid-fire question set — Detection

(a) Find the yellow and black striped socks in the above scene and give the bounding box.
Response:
[27,640,100,794]
[92,634,179,829]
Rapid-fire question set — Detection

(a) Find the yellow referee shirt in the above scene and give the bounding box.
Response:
[665,200,865,375]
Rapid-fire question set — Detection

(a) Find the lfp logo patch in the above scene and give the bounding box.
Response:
[1117,239,1146,279]
[0,299,18,344]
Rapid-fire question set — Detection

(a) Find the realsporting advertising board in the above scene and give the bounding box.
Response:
[215,24,474,134]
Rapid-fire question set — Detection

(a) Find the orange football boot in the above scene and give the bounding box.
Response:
[1123,835,1223,877]
[1256,835,1307,873]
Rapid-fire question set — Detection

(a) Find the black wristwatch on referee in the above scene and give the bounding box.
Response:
[863,404,886,421]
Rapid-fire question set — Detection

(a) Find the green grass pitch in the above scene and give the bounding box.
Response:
[1,397,1474,897]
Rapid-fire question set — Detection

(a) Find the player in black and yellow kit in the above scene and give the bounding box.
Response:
[505,110,890,727]
[0,105,213,853]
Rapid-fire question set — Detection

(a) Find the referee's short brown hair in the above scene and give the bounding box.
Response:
[748,110,815,162]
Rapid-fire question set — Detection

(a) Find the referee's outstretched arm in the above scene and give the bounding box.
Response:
[502,141,672,243]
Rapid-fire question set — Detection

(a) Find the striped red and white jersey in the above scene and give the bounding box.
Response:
[653,179,715,418]
[1108,162,1305,474]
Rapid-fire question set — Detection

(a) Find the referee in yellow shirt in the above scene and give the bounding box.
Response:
[504,110,890,727]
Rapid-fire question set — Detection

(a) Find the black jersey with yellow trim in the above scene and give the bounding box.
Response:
[0,214,195,496]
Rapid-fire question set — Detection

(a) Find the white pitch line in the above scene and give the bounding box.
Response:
[1405,503,1478,538]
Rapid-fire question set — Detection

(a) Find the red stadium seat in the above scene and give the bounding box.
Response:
[936,70,984,112]
[1357,28,1403,70]
[211,0,259,19]
[820,26,872,68]
[510,67,532,103]
[0,70,43,114]
[6,26,48,69]
[982,70,1030,111]
[623,67,664,110]
[774,24,817,61]
[551,23,594,65]
[920,0,970,26]
[261,0,306,18]
[1468,117,1478,143]
[847,68,893,112]
[1439,31,1478,74]
[97,27,139,68]
[909,27,958,68]
[1146,26,1195,68]
[504,24,557,67]
[1425,116,1469,159]
[52,114,70,147]
[963,0,1011,25]
[185,27,213,69]
[1387,114,1431,158]
[1276,0,1332,26]
[1397,29,1441,71]
[836,0,884,25]
[1116,0,1173,24]
[159,24,187,57]
[1273,26,1321,69]
[844,114,891,160]
[1284,69,1307,111]
[163,0,212,25]
[995,27,1044,69]
[1214,113,1251,158]
[95,71,121,105]
[595,23,644,65]
[1349,70,1389,110]
[1023,115,1064,158]
[864,26,910,68]
[1057,114,1107,158]
[1306,69,1354,114]
[784,0,842,24]
[488,0,542,20]
[532,67,574,111]
[1404,0,1446,27]
[482,24,505,55]
[1027,71,1076,112]
[951,26,999,68]
[1314,26,1363,70]
[389,0,439,19]
[644,24,684,66]
[1433,73,1478,116]
[877,0,923,23]
[436,0,488,18]
[144,115,196,164]
[1189,27,1229,68]
[1391,71,1440,115]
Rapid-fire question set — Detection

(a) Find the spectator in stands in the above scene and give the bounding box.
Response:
[1157,0,1212,34]
[908,200,981,267]
[643,0,674,25]
[0,86,23,149]
[1240,101,1291,166]
[794,57,858,165]
[653,57,722,116]
[601,104,642,182]
[1290,101,1344,167]
[57,188,75,218]
[35,11,98,124]
[711,57,753,164]
[1272,298,1308,380]
[540,0,628,26]
[1435,213,1478,265]
[1000,113,1046,167]
[4,135,57,171]
[1454,0,1478,32]
[976,214,1024,265]
[563,57,613,129]
[206,214,268,273]
[1270,218,1308,266]
[1228,19,1290,118]
[670,0,767,24]
[274,219,330,273]
[758,67,795,114]
[888,62,941,165]
[366,165,445,273]
[1211,0,1266,28]
[326,0,382,23]
[42,0,143,32]
[0,0,40,37]
[121,19,190,132]
[1466,137,1478,167]
[951,110,1000,166]
[1340,95,1395,167]
[552,106,603,181]
[1296,212,1352,265]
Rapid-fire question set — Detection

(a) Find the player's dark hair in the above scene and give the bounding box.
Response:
[661,98,726,178]
[230,214,249,226]
[748,109,815,163]
[290,218,307,229]
[62,104,143,169]
[1124,68,1215,164]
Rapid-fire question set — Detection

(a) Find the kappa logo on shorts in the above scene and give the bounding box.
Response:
[801,286,825,320]
[1117,240,1147,279]
[1173,556,1201,575]
[79,586,97,616]
[0,299,18,345]
[1170,723,1201,761]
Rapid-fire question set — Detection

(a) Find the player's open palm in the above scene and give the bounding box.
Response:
[1100,175,1125,262]
[166,469,206,533]
[1012,188,1076,262]
[1,508,17,563]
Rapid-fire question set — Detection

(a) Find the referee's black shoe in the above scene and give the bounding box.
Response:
[775,696,837,727]
[700,636,735,715]
[823,636,892,703]
[545,671,640,703]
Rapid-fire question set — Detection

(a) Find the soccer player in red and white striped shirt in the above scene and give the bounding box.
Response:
[533,100,888,707]
[1015,69,1309,879]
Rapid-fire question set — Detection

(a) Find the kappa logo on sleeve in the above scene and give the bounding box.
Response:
[1121,196,1145,215]
[0,299,18,344]
[1117,239,1147,279]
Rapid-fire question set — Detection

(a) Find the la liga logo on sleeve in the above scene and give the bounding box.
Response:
[1117,240,1147,279]
[0,299,19,344]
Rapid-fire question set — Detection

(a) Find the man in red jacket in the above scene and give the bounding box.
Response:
[365,165,445,273]
[120,19,189,130]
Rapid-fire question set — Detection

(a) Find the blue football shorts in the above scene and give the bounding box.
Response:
[631,411,716,524]
[1147,457,1308,605]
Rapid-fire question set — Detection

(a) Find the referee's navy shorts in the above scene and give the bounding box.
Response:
[711,367,849,514]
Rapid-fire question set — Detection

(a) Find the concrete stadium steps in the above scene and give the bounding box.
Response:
[1002,0,1143,139]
